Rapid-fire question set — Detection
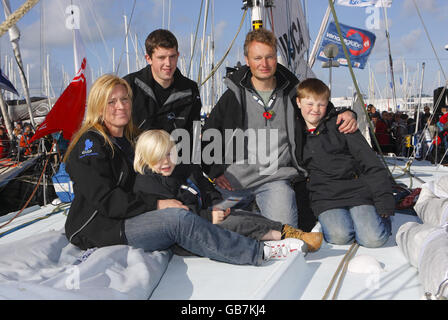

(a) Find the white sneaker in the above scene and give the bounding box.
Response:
[263,238,305,261]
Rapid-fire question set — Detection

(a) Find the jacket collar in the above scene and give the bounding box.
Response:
[141,65,190,91]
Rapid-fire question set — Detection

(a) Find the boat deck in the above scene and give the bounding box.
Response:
[0,156,445,300]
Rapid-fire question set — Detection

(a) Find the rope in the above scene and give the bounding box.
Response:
[412,0,447,81]
[0,0,40,38]
[0,202,69,239]
[199,8,248,87]
[188,0,204,79]
[322,242,359,300]
[0,150,51,230]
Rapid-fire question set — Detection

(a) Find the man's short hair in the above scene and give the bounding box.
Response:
[297,78,331,102]
[243,28,277,56]
[145,29,178,57]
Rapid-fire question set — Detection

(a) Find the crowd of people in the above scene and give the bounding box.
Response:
[368,104,447,163]
[0,121,38,160]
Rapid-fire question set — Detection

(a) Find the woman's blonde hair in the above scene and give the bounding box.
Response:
[64,74,139,162]
[134,129,176,174]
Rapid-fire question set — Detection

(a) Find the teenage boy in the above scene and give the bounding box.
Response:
[295,78,394,248]
[124,29,202,139]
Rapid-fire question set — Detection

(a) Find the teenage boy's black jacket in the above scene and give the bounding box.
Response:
[295,109,395,217]
[124,65,202,136]
[65,130,158,250]
[133,164,223,222]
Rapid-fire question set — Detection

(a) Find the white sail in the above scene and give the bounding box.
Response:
[271,0,315,80]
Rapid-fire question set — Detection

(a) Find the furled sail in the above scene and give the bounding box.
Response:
[270,0,315,80]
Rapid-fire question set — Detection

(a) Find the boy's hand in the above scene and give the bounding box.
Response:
[337,111,358,133]
[212,208,231,224]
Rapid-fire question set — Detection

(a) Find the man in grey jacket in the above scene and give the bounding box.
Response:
[201,28,358,228]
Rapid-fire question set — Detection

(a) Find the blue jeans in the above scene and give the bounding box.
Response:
[124,208,264,266]
[318,205,391,248]
[217,179,298,228]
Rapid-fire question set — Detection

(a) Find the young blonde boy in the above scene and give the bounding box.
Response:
[295,78,394,248]
[133,129,323,252]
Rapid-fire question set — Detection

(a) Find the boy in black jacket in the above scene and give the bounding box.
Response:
[133,130,323,252]
[295,79,394,248]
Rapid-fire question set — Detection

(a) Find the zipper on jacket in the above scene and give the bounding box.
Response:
[69,209,98,243]
[69,170,125,243]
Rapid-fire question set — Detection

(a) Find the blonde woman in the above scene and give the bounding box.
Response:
[64,74,304,264]
[133,130,323,251]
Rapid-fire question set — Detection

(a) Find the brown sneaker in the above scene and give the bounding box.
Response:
[281,225,323,252]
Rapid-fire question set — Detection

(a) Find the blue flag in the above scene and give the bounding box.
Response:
[0,68,18,95]
[316,22,376,69]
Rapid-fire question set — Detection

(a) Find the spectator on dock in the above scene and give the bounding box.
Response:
[0,127,10,159]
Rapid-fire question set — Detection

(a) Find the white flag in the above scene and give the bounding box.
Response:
[336,0,392,7]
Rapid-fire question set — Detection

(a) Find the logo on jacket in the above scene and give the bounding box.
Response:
[80,139,98,158]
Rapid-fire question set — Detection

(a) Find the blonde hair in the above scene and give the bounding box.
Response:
[297,78,331,102]
[64,74,139,162]
[134,130,176,174]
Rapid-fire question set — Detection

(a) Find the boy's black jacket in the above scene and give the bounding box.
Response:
[296,109,395,217]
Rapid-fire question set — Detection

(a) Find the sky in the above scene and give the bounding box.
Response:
[0,0,447,102]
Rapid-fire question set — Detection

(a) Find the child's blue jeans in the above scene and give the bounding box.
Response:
[124,208,265,265]
[317,205,391,248]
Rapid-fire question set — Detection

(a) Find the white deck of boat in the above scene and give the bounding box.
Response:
[0,156,446,300]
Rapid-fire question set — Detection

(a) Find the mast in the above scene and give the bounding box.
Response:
[414,62,425,135]
[0,93,13,140]
[124,15,130,75]
[197,0,210,84]
[382,6,398,113]
[308,1,333,68]
[2,0,35,128]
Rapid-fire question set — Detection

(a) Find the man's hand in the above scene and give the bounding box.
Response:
[336,110,358,134]
[215,174,233,191]
[212,208,231,224]
[157,199,189,210]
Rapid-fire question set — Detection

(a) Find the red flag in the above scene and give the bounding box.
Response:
[30,29,88,143]
[29,59,87,143]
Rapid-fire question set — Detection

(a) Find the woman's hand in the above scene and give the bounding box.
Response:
[157,199,189,211]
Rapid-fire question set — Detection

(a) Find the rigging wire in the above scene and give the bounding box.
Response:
[327,0,395,183]
[114,0,137,75]
[0,152,50,230]
[188,0,204,79]
[199,8,248,87]
[412,0,447,81]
